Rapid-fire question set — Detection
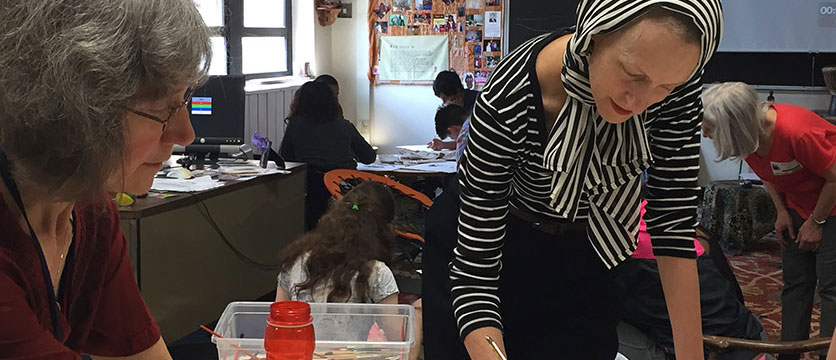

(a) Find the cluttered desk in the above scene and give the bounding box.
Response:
[119,156,307,341]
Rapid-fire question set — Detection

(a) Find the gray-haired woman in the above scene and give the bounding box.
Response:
[703,82,836,360]
[0,0,210,359]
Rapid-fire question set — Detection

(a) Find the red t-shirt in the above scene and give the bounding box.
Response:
[745,103,836,219]
[0,195,161,359]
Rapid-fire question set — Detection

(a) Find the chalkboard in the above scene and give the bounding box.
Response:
[507,0,578,52]
[507,2,836,87]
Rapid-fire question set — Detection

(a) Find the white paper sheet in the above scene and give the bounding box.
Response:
[357,163,405,172]
[151,176,224,192]
[484,11,502,38]
[396,161,457,174]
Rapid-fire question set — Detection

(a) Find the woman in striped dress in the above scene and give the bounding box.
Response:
[447,1,724,359]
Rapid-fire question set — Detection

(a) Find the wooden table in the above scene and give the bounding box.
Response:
[119,163,307,341]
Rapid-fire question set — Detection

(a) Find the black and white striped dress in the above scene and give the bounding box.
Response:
[450,28,713,338]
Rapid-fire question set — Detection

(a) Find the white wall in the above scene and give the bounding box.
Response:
[291,0,316,76]
[309,0,439,150]
[698,88,832,185]
[370,85,440,152]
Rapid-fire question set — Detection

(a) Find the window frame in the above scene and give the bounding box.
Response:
[212,0,293,79]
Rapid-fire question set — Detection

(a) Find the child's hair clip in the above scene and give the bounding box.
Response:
[351,204,360,211]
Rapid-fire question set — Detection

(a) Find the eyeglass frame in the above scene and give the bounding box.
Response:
[125,87,195,132]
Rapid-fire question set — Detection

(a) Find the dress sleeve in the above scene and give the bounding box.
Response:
[793,130,836,176]
[0,263,82,360]
[346,120,376,164]
[451,90,520,339]
[81,205,161,357]
[644,75,703,259]
[279,117,296,161]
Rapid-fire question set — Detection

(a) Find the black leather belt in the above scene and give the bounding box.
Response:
[508,206,587,236]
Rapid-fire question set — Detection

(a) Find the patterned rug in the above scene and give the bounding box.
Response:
[728,232,822,359]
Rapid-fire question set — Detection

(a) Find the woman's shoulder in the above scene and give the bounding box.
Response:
[368,261,398,303]
[774,103,835,136]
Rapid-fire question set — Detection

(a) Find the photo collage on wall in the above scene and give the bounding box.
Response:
[369,0,503,88]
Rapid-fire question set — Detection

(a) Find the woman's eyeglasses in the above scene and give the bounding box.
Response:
[126,87,195,132]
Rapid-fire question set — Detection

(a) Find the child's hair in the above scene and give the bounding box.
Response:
[288,81,340,122]
[278,181,396,302]
[434,104,468,139]
[433,70,464,98]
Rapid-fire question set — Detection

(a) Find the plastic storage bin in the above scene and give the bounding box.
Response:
[212,302,416,360]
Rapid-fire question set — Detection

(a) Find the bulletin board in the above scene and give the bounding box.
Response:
[367,0,504,90]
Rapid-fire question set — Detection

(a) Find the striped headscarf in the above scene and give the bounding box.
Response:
[543,0,723,263]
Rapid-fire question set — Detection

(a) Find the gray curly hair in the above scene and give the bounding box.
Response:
[0,0,212,202]
[701,82,769,161]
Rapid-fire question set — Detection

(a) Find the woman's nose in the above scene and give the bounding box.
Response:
[163,106,195,146]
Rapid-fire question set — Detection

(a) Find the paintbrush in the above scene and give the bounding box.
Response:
[200,325,260,360]
[485,336,507,360]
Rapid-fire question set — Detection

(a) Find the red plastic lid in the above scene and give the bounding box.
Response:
[268,301,313,327]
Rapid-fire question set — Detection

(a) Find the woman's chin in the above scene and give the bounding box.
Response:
[115,170,156,195]
[598,110,633,124]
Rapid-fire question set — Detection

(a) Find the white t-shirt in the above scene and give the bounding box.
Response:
[278,253,399,303]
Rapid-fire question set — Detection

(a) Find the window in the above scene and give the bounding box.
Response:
[194,0,293,78]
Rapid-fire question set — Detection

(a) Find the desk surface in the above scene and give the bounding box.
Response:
[119,162,306,219]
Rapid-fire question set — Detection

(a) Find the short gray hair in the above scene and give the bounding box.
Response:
[701,82,768,161]
[0,0,212,202]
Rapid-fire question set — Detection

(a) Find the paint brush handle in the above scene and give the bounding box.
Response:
[485,336,507,360]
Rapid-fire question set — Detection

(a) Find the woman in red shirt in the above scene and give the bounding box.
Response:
[0,0,211,359]
[702,82,836,360]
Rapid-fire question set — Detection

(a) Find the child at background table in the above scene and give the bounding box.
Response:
[275,181,422,359]
[434,104,469,162]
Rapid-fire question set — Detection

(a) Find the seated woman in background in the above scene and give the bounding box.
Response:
[279,81,376,230]
[703,82,836,360]
[276,182,422,360]
[0,0,211,358]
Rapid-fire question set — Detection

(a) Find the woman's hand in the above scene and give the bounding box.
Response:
[774,210,795,249]
[427,138,445,151]
[796,218,823,252]
[463,327,507,360]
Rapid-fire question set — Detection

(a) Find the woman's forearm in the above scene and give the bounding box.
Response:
[656,256,703,360]
[811,181,836,222]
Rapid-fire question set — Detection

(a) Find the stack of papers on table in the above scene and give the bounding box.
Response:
[151,175,224,192]
[397,161,457,174]
[357,163,404,172]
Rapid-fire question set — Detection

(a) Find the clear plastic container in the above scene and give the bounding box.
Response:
[211,302,416,360]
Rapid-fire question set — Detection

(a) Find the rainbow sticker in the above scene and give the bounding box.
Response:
[191,97,212,115]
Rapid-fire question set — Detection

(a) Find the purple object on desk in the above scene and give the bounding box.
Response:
[251,132,270,151]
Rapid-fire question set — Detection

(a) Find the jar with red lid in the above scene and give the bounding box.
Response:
[264,301,315,360]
